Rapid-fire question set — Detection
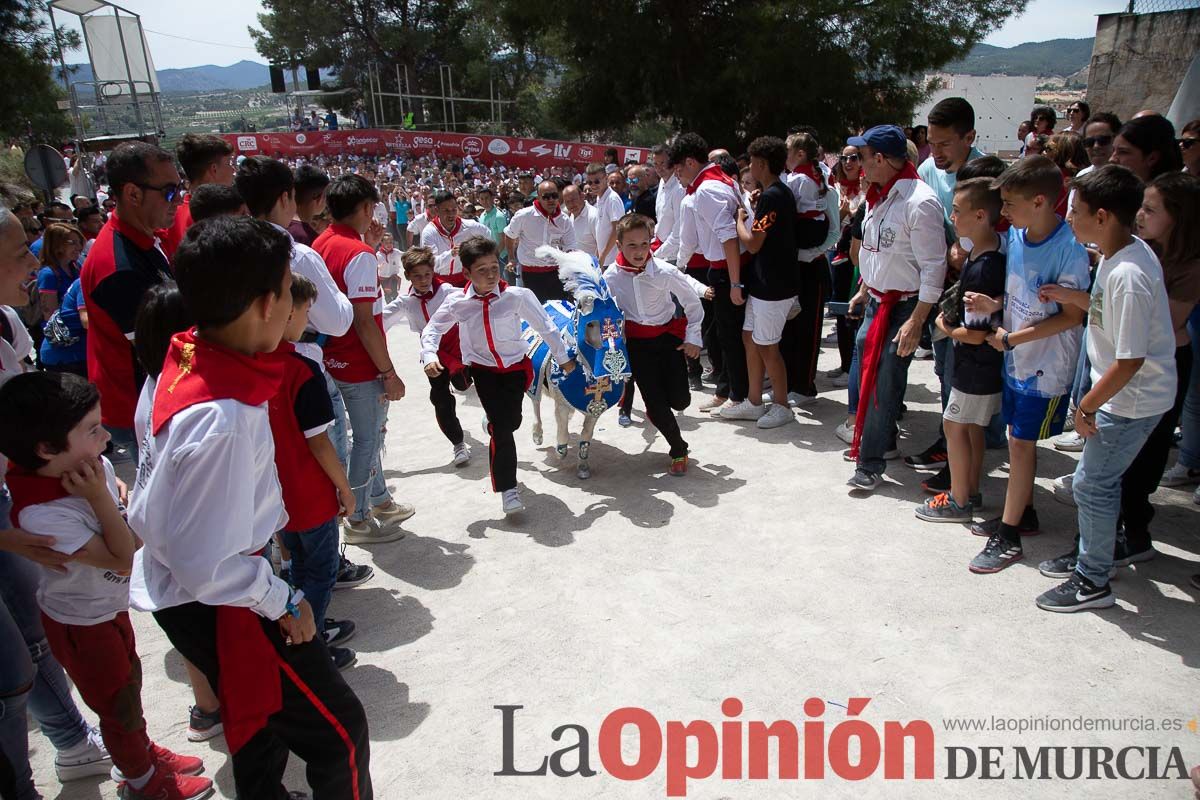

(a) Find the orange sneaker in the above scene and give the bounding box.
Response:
[669,456,688,477]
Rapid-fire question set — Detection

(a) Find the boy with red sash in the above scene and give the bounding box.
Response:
[603,215,704,475]
[128,217,372,800]
[421,236,575,515]
[383,246,473,467]
[419,189,491,287]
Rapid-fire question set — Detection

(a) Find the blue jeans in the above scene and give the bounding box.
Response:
[847,332,861,415]
[280,518,340,635]
[853,297,916,475]
[334,377,390,523]
[324,370,349,468]
[1178,308,1200,469]
[0,492,91,800]
[1073,410,1162,586]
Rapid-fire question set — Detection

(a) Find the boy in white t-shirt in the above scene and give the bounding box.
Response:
[1034,165,1176,613]
[375,232,402,301]
[0,371,213,800]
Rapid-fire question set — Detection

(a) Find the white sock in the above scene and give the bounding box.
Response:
[128,765,154,789]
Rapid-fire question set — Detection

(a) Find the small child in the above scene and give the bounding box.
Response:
[129,216,371,799]
[966,156,1091,574]
[269,273,362,671]
[1034,165,1176,612]
[604,214,704,475]
[420,236,575,515]
[383,246,471,467]
[0,371,213,800]
[916,178,1006,524]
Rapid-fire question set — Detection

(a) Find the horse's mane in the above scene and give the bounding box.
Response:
[534,245,607,304]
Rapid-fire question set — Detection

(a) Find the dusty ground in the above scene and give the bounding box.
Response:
[28,317,1200,800]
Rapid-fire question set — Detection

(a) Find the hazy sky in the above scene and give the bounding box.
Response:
[49,0,1124,70]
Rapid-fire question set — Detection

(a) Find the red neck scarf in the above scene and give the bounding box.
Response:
[5,465,70,522]
[792,162,820,183]
[839,176,862,197]
[152,328,285,436]
[533,200,561,221]
[865,161,920,210]
[615,251,645,273]
[686,163,737,195]
[412,276,447,322]
[466,279,509,299]
[433,215,462,240]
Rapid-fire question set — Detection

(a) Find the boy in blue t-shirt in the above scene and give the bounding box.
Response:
[965,156,1090,573]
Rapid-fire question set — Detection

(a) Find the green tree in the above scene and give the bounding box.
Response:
[1,0,80,142]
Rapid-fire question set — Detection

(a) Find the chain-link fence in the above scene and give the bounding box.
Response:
[1126,0,1200,13]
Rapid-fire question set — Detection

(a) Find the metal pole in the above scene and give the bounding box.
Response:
[111,7,146,136]
[439,66,449,132]
[447,66,457,131]
[48,7,86,147]
[376,63,386,127]
[395,63,404,120]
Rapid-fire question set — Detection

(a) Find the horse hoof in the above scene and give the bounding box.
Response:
[577,464,591,480]
[555,445,568,458]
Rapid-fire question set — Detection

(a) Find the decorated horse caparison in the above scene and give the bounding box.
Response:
[522,246,632,479]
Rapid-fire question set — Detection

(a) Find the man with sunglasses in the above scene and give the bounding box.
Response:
[628,165,658,220]
[587,163,627,266]
[80,142,178,459]
[503,179,578,302]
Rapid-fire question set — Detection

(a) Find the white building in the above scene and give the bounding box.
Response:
[913,74,1038,157]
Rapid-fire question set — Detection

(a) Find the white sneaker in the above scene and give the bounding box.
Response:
[834,421,855,444]
[1160,462,1200,487]
[756,404,796,429]
[55,727,112,782]
[787,392,818,408]
[719,399,768,421]
[1052,473,1076,507]
[502,488,525,515]
[1053,431,1085,452]
[913,346,933,359]
[452,442,471,467]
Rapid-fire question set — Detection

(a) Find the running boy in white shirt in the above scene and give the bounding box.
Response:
[421,236,575,515]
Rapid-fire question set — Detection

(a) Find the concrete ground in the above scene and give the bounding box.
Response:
[29,317,1200,800]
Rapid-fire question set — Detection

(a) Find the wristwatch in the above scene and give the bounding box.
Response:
[285,589,306,619]
[731,282,746,289]
[1002,332,1013,351]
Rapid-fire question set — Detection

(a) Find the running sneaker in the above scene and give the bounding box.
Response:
[502,488,525,515]
[343,518,406,546]
[846,469,880,492]
[905,441,948,470]
[1112,540,1156,567]
[1053,431,1085,452]
[187,706,224,743]
[719,399,768,421]
[335,552,374,589]
[913,347,933,359]
[1039,549,1078,579]
[55,726,112,781]
[834,421,855,444]
[915,493,973,523]
[618,412,633,427]
[1035,572,1116,613]
[969,533,1023,573]
[330,646,357,671]
[324,618,356,647]
[668,456,688,477]
[117,770,212,800]
[921,466,950,494]
[147,744,205,777]
[1160,462,1200,487]
[1052,473,1076,506]
[452,442,471,467]
[969,507,1040,537]
[372,500,415,523]
[757,403,796,429]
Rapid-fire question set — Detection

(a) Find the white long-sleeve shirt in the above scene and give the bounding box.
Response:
[129,396,291,620]
[858,177,948,304]
[273,223,353,368]
[504,205,578,267]
[571,204,598,258]
[383,282,455,334]
[420,283,569,369]
[689,175,750,264]
[603,258,705,347]
[420,217,492,279]
[796,182,843,263]
[675,193,700,268]
[654,175,685,262]
[592,186,627,265]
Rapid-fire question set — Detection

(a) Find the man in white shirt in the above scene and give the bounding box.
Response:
[586,163,626,265]
[563,183,597,258]
[667,133,751,412]
[845,126,948,492]
[651,144,684,263]
[503,180,577,302]
[419,189,490,287]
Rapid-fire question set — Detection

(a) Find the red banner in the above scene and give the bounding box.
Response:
[223,130,650,171]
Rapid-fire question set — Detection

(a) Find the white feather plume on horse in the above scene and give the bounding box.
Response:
[534,245,604,312]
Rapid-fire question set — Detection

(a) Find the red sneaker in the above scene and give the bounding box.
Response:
[118,769,213,800]
[669,456,688,477]
[149,743,204,776]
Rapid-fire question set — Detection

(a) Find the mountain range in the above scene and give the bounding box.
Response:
[59,38,1097,94]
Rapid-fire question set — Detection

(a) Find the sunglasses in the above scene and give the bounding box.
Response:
[839,154,861,162]
[539,192,559,200]
[1180,138,1199,151]
[585,178,603,185]
[1083,135,1113,149]
[136,182,181,203]
[1068,107,1084,113]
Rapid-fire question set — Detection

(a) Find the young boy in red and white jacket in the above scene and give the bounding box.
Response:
[603,215,704,476]
[420,236,575,515]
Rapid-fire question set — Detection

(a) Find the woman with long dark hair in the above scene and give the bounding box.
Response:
[1110,115,1183,180]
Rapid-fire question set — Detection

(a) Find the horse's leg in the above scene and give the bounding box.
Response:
[554,392,571,458]
[531,381,544,446]
[576,414,598,480]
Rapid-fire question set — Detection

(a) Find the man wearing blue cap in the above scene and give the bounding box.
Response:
[844,125,948,492]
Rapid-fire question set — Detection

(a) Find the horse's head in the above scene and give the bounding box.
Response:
[535,245,632,384]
